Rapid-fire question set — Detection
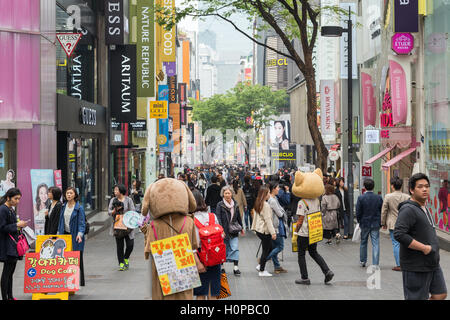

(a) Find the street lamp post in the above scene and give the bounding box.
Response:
[321,7,354,235]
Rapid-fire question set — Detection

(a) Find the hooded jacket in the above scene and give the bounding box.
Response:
[394,200,440,272]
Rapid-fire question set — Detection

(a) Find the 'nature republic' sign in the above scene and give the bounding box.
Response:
[137,0,155,97]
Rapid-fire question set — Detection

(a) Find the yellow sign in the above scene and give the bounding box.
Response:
[156,0,176,62]
[150,233,201,296]
[291,222,298,252]
[157,134,167,145]
[307,212,323,245]
[266,58,288,66]
[149,100,168,119]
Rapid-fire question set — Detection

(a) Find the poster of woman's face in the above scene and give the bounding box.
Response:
[270,120,290,150]
[0,169,15,197]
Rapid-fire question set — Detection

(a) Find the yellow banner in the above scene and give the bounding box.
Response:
[307,212,323,245]
[149,100,168,119]
[156,0,176,62]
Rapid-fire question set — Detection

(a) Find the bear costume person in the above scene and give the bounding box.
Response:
[141,178,203,300]
[292,168,334,285]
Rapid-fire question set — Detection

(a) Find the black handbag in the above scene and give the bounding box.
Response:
[228,210,242,235]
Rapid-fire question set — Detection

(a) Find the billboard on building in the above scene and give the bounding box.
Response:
[269,120,291,150]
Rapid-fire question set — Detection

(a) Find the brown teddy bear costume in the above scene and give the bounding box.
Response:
[141,178,198,300]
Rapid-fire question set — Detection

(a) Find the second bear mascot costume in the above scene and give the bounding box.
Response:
[141,178,201,300]
[292,168,335,285]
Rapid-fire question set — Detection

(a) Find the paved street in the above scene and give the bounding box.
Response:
[11,227,450,300]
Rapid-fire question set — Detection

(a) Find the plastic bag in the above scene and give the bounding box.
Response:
[352,223,361,242]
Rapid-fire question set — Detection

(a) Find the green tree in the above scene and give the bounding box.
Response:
[157,0,349,171]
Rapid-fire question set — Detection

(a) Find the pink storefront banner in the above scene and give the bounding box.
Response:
[361,72,376,127]
[389,60,408,125]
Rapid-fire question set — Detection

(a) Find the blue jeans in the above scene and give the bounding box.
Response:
[360,227,380,266]
[389,230,400,267]
[266,235,284,268]
[244,208,253,229]
[342,211,350,236]
[225,236,239,262]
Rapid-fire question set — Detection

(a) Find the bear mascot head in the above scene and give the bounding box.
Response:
[141,178,198,300]
[292,168,325,199]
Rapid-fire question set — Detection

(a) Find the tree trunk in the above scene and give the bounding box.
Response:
[303,53,329,172]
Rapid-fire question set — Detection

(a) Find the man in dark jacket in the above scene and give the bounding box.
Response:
[205,176,222,213]
[394,173,447,300]
[356,178,383,268]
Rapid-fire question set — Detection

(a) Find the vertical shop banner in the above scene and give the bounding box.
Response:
[105,0,125,44]
[394,0,418,33]
[137,0,155,97]
[30,169,55,236]
[389,60,408,125]
[182,41,190,89]
[157,0,176,62]
[318,0,338,81]
[169,103,181,151]
[320,80,336,140]
[361,72,376,127]
[54,170,63,190]
[158,85,170,148]
[178,83,187,125]
[164,61,176,77]
[340,2,357,79]
[67,45,94,102]
[110,45,137,123]
[168,76,177,103]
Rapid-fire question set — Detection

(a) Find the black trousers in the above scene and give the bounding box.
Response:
[116,235,134,264]
[1,258,17,300]
[256,232,273,272]
[297,236,330,280]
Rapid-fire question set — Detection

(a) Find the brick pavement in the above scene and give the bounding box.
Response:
[11,227,450,300]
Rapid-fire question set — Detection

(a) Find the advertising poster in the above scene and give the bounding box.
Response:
[269,120,290,150]
[0,169,15,197]
[30,169,55,236]
[307,212,323,244]
[150,233,201,296]
[24,250,80,293]
[0,140,4,168]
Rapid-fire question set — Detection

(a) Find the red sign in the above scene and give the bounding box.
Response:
[54,170,62,190]
[56,33,82,58]
[392,33,414,55]
[362,166,372,177]
[24,251,80,293]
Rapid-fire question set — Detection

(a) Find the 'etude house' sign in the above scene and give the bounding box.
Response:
[392,33,414,55]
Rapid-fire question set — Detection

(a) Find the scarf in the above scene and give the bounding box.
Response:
[224,198,235,221]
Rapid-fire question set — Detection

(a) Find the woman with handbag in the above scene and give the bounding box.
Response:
[0,188,28,300]
[215,186,244,276]
[321,184,342,245]
[108,184,136,271]
[57,187,87,286]
[251,186,276,277]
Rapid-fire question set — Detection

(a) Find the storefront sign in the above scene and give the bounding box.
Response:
[157,0,176,62]
[164,61,176,77]
[105,0,124,44]
[137,0,155,97]
[365,129,380,144]
[149,101,168,119]
[328,150,340,161]
[178,83,187,125]
[361,72,376,127]
[110,45,137,123]
[271,149,296,161]
[168,76,177,103]
[111,120,147,131]
[362,166,372,177]
[150,233,201,296]
[265,58,288,66]
[320,80,336,140]
[158,85,170,148]
[392,33,414,54]
[389,60,408,125]
[56,33,82,58]
[67,45,95,102]
[394,0,418,33]
[79,107,97,126]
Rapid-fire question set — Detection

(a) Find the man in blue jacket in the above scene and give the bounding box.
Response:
[356,178,383,268]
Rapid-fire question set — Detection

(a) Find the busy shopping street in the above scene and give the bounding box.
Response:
[1,0,450,302]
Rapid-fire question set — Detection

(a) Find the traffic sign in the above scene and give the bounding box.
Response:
[56,33,82,58]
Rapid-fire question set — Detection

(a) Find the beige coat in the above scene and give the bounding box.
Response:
[251,202,276,236]
[321,194,341,231]
[381,191,410,230]
[232,188,247,218]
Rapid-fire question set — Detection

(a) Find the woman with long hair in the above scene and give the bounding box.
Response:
[231,179,247,227]
[44,187,63,235]
[251,185,276,277]
[321,184,341,245]
[0,188,28,300]
[57,187,87,286]
[335,177,350,239]
[34,183,49,216]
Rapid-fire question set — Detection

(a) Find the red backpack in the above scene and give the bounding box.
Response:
[194,213,226,267]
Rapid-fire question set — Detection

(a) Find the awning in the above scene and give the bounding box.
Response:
[382,147,417,170]
[330,144,340,151]
[365,145,396,165]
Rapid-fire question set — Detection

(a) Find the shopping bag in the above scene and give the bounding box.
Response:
[22,226,36,248]
[218,270,231,299]
[291,222,298,252]
[352,223,361,242]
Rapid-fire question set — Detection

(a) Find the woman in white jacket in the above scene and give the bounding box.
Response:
[251,186,276,277]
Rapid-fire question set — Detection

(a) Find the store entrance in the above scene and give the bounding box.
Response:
[68,137,98,214]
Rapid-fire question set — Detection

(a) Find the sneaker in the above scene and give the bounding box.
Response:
[324,270,334,284]
[259,270,272,277]
[233,267,241,276]
[295,278,311,285]
[124,259,129,270]
[256,264,260,272]
[119,263,125,271]
[360,261,367,268]
[274,267,288,274]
